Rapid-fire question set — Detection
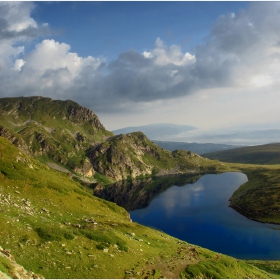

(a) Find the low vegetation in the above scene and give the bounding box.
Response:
[1,136,279,279]
[228,163,280,224]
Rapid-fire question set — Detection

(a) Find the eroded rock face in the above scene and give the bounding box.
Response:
[0,246,43,279]
[73,158,95,177]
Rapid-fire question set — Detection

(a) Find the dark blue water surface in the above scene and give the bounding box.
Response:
[129,172,280,260]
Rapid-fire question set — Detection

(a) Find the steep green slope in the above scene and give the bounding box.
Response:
[88,132,229,181]
[0,136,277,279]
[0,96,112,178]
[203,143,280,164]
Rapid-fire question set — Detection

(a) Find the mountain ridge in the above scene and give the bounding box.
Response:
[0,96,228,182]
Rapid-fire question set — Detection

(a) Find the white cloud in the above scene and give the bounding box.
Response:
[143,51,153,59]
[23,39,101,77]
[148,37,196,66]
[13,58,25,71]
[0,0,280,129]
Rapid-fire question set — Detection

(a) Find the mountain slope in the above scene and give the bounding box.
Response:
[88,132,229,181]
[0,96,112,178]
[0,136,277,279]
[203,143,280,164]
[0,97,228,182]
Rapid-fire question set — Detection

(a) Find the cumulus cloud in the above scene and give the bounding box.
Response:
[1,2,280,114]
[0,2,49,68]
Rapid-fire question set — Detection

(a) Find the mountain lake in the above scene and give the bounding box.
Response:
[128,172,280,260]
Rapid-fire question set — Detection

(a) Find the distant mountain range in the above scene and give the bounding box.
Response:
[186,129,280,146]
[112,123,280,147]
[112,124,243,154]
[153,140,241,155]
[112,123,196,140]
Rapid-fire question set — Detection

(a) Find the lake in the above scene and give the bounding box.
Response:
[129,172,280,260]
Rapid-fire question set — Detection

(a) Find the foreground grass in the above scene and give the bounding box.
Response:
[226,163,280,224]
[0,137,279,278]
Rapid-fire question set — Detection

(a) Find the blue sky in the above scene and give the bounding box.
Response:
[31,2,249,61]
[0,1,280,134]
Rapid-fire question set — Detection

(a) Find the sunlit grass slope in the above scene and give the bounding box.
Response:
[0,136,278,279]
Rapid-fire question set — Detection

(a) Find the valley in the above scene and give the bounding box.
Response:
[0,96,280,278]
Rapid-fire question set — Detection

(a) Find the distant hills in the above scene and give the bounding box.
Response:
[180,129,280,146]
[112,123,196,140]
[203,143,280,164]
[112,124,243,154]
[153,140,241,155]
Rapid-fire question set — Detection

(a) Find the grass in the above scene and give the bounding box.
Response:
[227,163,280,224]
[0,256,13,277]
[1,136,279,279]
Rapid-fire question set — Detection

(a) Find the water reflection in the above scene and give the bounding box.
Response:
[94,173,202,211]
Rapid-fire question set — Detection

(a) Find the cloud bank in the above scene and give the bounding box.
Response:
[0,2,280,113]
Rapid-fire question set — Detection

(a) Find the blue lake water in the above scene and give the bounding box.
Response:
[129,172,280,260]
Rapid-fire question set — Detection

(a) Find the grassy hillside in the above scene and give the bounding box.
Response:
[203,143,280,164]
[227,163,280,224]
[1,136,278,279]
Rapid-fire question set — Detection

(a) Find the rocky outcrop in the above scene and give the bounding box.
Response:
[0,126,29,153]
[73,158,95,177]
[0,246,42,279]
[88,132,162,181]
